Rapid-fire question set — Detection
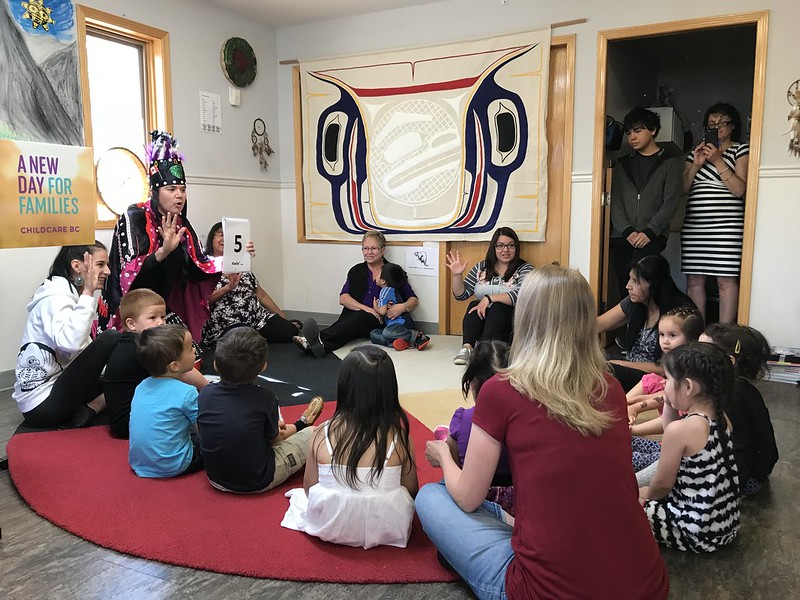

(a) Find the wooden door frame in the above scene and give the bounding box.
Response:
[438,34,577,333]
[589,11,769,323]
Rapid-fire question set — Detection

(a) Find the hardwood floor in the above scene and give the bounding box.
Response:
[1,379,798,598]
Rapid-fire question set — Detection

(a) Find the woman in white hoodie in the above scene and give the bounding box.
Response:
[14,242,120,428]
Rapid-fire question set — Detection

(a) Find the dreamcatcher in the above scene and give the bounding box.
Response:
[788,80,800,158]
[251,118,274,170]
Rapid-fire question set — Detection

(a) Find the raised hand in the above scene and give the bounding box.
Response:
[445,250,467,276]
[159,211,186,256]
[78,252,101,295]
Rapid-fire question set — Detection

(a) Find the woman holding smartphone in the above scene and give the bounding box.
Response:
[681,102,749,324]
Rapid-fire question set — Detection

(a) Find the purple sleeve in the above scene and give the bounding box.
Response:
[399,279,417,300]
[449,407,474,465]
[339,279,350,296]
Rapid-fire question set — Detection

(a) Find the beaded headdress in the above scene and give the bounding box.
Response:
[145,130,186,189]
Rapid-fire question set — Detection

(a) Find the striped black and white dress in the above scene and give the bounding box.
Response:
[644,413,740,553]
[681,143,749,276]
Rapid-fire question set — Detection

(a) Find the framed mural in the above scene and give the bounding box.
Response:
[297,29,551,242]
[1,0,83,146]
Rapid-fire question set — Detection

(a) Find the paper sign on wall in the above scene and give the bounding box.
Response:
[199,91,222,134]
[222,217,251,273]
[405,246,438,278]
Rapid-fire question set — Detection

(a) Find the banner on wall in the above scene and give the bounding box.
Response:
[300,28,550,243]
[0,139,96,248]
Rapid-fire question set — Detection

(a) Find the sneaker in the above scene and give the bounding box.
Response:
[292,335,310,352]
[302,319,326,358]
[300,396,324,425]
[392,338,411,351]
[415,332,431,351]
[453,345,473,365]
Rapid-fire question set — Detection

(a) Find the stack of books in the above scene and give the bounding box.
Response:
[766,347,800,384]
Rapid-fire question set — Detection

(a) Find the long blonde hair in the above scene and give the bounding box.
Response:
[506,265,613,436]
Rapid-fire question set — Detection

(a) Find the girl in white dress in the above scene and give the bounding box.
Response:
[282,345,418,549]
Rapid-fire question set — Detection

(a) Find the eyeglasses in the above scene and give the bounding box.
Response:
[495,242,517,250]
[362,246,382,252]
[706,120,732,129]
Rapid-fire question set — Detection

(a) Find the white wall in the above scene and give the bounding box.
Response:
[275,0,800,349]
[4,0,800,374]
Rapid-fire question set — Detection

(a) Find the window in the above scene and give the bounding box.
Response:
[77,6,173,227]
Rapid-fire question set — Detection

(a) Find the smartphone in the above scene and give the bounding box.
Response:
[703,128,719,147]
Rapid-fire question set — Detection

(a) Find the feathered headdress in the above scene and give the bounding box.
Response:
[146,130,186,189]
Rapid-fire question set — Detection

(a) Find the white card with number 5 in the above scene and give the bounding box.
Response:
[222,217,251,273]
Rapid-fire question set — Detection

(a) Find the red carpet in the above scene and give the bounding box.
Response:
[7,403,457,584]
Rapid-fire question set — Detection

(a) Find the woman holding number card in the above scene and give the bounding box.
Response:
[98,131,253,342]
[200,221,299,347]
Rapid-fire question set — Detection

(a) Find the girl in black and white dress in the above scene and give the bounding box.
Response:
[681,102,749,324]
[638,342,740,553]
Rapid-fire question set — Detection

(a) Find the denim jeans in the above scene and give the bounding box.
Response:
[416,482,514,600]
[369,324,411,346]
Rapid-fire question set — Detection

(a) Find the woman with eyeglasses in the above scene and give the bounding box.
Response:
[446,227,533,365]
[681,102,749,323]
[293,230,419,357]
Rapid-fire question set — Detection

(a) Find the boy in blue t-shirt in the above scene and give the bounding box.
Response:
[129,324,203,478]
[369,263,430,351]
[103,288,207,439]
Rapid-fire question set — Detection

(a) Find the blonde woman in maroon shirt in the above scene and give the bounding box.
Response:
[416,265,669,600]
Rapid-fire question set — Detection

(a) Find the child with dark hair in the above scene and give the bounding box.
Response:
[370,262,429,351]
[701,324,778,495]
[441,340,514,515]
[626,306,705,474]
[103,289,208,439]
[282,345,418,549]
[639,342,740,553]
[197,326,324,493]
[129,324,204,478]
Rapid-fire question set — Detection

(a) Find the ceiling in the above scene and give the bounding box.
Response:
[199,0,447,28]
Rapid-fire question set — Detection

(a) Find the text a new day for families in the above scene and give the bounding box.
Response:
[17,153,80,216]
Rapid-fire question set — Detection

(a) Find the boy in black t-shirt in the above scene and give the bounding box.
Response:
[197,326,324,493]
[102,289,208,439]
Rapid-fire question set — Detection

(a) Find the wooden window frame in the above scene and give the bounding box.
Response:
[76,5,173,228]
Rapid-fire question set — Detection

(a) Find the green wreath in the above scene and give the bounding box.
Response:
[221,37,257,88]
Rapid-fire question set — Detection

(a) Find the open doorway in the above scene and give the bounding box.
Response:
[589,12,769,324]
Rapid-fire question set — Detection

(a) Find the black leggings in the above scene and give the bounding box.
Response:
[320,309,381,353]
[23,330,121,428]
[610,363,647,393]
[462,301,514,347]
[258,315,298,344]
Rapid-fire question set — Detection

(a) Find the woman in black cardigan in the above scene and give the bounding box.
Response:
[293,231,418,357]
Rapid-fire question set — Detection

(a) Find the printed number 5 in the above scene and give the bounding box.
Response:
[234,234,242,252]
